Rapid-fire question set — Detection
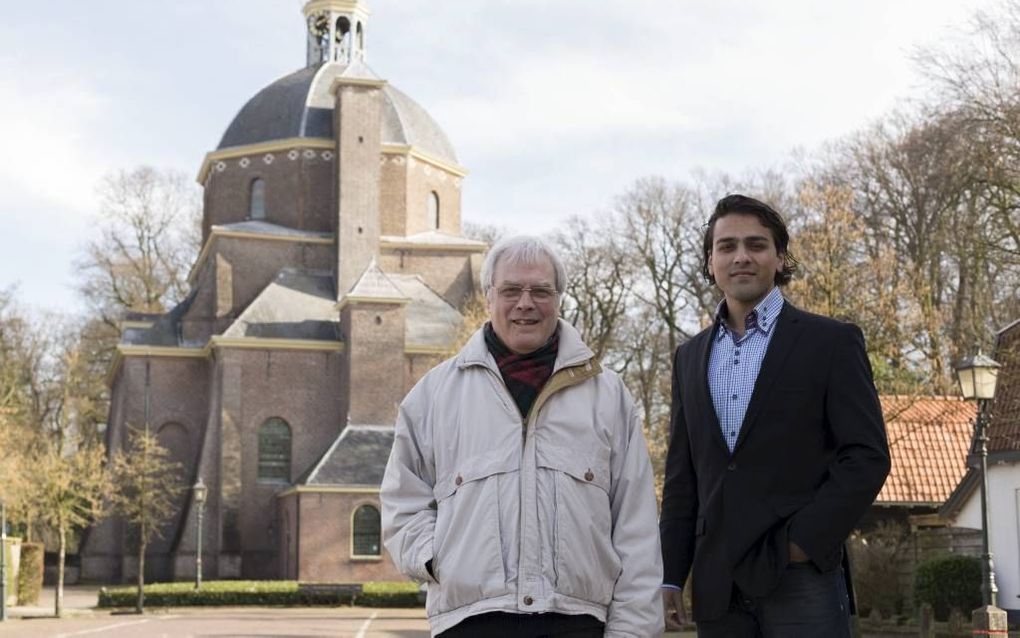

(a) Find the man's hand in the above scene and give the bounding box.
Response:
[788,541,810,563]
[662,587,687,631]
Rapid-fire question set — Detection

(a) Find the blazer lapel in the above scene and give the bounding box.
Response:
[732,302,806,454]
[693,326,731,455]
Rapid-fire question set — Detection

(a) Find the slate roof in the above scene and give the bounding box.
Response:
[223,269,339,340]
[213,220,332,240]
[380,230,486,249]
[217,61,458,164]
[877,395,977,505]
[120,288,199,347]
[347,259,408,300]
[388,273,463,350]
[300,425,394,487]
[988,320,1020,453]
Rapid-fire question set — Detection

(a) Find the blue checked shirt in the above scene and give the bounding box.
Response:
[708,286,785,453]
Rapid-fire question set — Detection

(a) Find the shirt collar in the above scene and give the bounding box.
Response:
[714,286,785,342]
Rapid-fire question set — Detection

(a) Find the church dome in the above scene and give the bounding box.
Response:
[217,60,458,165]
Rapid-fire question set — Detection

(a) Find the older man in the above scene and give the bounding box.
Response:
[382,235,663,637]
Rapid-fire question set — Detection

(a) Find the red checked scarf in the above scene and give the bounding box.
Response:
[484,322,559,420]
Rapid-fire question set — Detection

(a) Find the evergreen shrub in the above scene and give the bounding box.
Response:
[914,554,981,621]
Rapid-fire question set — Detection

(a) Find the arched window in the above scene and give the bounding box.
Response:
[258,417,291,482]
[335,17,351,60]
[356,22,364,56]
[351,504,381,557]
[249,178,266,220]
[427,191,440,230]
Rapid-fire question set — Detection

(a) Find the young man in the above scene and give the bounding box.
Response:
[383,235,663,637]
[660,195,890,637]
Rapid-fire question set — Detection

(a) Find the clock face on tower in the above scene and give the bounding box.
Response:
[308,12,329,39]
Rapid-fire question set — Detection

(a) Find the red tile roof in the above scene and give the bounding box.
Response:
[876,395,976,505]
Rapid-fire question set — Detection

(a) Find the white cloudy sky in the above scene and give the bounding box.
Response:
[0,0,992,313]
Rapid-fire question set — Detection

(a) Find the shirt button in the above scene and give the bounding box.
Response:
[734,359,740,365]
[455,475,463,486]
[584,469,594,482]
[523,596,534,606]
[728,462,737,471]
[731,394,738,400]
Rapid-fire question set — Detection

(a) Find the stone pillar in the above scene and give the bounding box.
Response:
[218,351,243,578]
[972,605,1008,637]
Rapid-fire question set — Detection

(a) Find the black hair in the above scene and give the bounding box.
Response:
[700,194,799,286]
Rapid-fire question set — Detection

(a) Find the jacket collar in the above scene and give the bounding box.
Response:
[457,318,595,373]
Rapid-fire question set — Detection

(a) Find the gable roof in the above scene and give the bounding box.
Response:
[346,259,408,301]
[222,268,340,340]
[299,424,394,487]
[387,273,464,350]
[988,321,1020,453]
[876,395,976,506]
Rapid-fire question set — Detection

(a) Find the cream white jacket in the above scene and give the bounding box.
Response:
[381,320,663,637]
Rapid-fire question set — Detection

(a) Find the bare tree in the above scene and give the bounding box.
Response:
[76,166,201,338]
[35,442,109,617]
[616,177,705,353]
[110,428,185,613]
[555,214,634,360]
[462,221,511,247]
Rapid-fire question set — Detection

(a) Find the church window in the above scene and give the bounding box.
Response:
[258,417,291,482]
[427,191,440,230]
[356,22,364,55]
[250,178,266,220]
[352,504,381,557]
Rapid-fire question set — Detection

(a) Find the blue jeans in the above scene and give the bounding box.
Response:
[697,564,853,638]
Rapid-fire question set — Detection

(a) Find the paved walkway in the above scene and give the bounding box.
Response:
[5,584,99,619]
[0,590,698,637]
[0,606,431,637]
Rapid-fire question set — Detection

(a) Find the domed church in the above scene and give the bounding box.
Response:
[81,0,484,583]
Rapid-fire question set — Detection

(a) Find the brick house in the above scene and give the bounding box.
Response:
[81,0,484,583]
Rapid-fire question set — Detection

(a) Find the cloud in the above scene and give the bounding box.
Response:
[0,56,110,219]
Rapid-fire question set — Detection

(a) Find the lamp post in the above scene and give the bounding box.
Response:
[193,479,207,590]
[955,352,1006,635]
[1,498,7,622]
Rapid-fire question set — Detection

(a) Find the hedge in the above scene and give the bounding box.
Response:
[2,538,14,605]
[17,542,43,605]
[97,580,423,608]
[914,554,981,621]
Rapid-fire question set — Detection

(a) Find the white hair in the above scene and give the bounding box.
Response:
[480,235,567,294]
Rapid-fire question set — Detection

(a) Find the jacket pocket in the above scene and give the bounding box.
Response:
[429,454,514,615]
[537,447,620,606]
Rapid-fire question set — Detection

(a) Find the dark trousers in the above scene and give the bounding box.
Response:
[438,612,604,637]
[696,564,853,638]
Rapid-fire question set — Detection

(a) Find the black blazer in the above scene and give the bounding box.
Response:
[659,302,890,622]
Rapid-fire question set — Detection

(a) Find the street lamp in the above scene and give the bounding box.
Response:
[1,498,7,622]
[955,352,1006,632]
[193,479,207,590]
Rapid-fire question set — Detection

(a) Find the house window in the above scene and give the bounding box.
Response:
[427,191,440,230]
[250,178,266,220]
[258,417,291,482]
[352,504,381,557]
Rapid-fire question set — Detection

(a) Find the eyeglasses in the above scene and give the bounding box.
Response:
[495,284,559,303]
